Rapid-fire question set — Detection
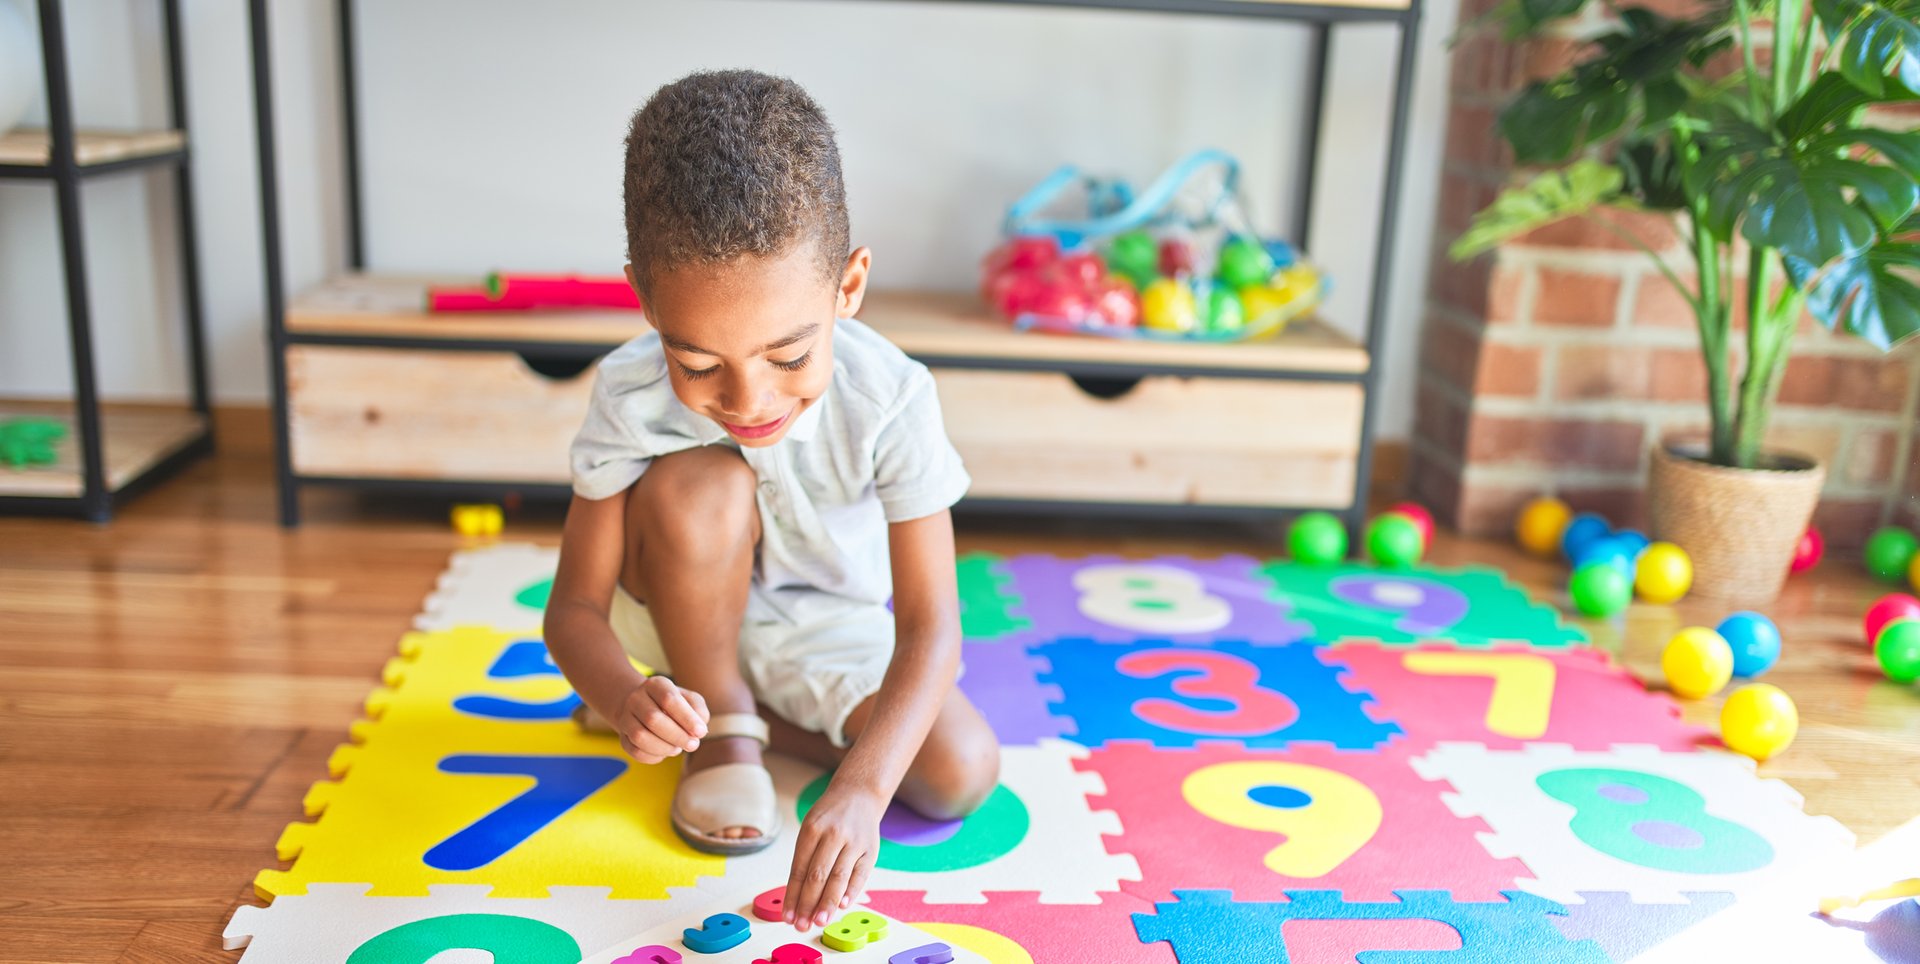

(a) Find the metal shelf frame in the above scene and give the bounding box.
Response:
[1,0,215,522]
[249,0,1422,528]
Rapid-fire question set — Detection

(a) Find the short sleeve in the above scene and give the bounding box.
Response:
[872,371,971,522]
[569,372,651,501]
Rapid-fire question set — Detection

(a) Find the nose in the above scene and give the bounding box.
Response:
[715,368,775,421]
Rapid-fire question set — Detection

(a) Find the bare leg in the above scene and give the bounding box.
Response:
[624,446,766,840]
[768,688,1002,821]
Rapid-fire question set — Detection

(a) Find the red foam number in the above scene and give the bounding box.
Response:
[752,885,787,922]
[1117,649,1298,737]
[753,944,822,964]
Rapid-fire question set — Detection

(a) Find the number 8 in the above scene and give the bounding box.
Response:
[1075,564,1232,634]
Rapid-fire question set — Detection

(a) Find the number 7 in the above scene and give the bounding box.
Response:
[424,755,626,870]
[1402,652,1555,739]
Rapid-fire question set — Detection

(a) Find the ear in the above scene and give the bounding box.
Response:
[835,247,872,319]
[623,263,650,317]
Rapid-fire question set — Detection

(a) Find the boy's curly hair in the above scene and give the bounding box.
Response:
[623,70,850,294]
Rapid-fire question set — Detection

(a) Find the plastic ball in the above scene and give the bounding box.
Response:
[1056,252,1106,287]
[1569,562,1633,617]
[1140,279,1197,333]
[1201,285,1244,335]
[1864,526,1919,583]
[1515,497,1573,558]
[1366,514,1425,568]
[1238,284,1297,326]
[1572,534,1638,573]
[1720,684,1799,761]
[1790,526,1823,574]
[1611,529,1651,561]
[1635,542,1694,604]
[1561,512,1612,563]
[1217,236,1277,289]
[982,235,1060,276]
[1717,611,1782,678]
[1662,626,1734,699]
[1089,280,1141,329]
[1386,501,1435,550]
[1157,238,1195,277]
[1877,618,1920,683]
[1863,593,1920,646]
[1908,553,1920,597]
[1289,511,1349,566]
[1104,230,1158,285]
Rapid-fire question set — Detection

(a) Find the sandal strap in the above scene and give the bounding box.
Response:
[706,712,769,745]
[674,762,780,837]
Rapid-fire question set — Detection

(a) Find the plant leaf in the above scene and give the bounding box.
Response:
[1814,0,1920,96]
[1692,116,1920,260]
[1619,139,1689,209]
[1449,160,1626,259]
[1787,213,1920,349]
[1778,72,1876,140]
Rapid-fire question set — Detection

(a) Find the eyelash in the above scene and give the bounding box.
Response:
[677,350,811,381]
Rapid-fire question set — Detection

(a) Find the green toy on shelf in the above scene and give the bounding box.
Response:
[0,417,68,469]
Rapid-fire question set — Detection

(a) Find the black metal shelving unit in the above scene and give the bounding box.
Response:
[0,0,214,522]
[249,0,1421,528]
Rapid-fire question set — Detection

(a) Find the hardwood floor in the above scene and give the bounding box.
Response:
[1,426,1916,962]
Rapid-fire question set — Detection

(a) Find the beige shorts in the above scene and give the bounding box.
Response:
[609,585,894,748]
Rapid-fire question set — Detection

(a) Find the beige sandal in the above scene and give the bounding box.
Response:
[670,712,781,856]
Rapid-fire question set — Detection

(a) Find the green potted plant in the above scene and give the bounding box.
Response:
[1451,0,1920,598]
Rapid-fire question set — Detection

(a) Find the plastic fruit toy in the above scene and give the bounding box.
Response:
[1141,278,1197,333]
[1663,626,1734,699]
[1216,236,1275,289]
[451,503,504,537]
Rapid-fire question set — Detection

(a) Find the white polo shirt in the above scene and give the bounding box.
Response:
[569,315,971,631]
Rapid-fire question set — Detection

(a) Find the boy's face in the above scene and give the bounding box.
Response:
[630,243,869,448]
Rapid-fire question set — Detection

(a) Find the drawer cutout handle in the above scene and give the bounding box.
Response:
[517,353,600,382]
[1070,374,1145,401]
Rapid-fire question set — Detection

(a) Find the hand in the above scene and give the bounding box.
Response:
[785,783,884,932]
[612,675,708,764]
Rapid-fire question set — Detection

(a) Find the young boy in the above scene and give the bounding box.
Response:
[544,70,1001,934]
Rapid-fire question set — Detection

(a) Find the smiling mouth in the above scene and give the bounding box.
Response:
[722,408,792,440]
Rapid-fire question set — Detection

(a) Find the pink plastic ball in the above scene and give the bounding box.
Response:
[1386,501,1435,550]
[1789,526,1823,574]
[1864,592,1920,646]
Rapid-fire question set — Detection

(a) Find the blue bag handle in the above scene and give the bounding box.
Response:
[1003,148,1241,249]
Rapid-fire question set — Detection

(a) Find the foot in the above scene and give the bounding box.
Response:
[684,734,765,840]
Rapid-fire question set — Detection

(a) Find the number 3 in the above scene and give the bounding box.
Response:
[1116,649,1298,737]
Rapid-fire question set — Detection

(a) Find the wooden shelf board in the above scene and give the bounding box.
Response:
[0,403,207,498]
[288,275,1368,375]
[0,129,188,168]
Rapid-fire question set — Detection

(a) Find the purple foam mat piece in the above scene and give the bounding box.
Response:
[1550,892,1735,960]
[1004,554,1314,645]
[958,640,1069,745]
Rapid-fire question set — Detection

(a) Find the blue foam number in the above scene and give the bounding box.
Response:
[682,913,750,954]
[454,639,583,720]
[424,755,626,870]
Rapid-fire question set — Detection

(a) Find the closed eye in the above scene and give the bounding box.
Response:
[677,362,719,380]
[771,350,812,372]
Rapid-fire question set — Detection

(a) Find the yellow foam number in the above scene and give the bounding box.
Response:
[821,911,889,952]
[1073,564,1232,635]
[1181,761,1381,878]
[1402,651,1555,739]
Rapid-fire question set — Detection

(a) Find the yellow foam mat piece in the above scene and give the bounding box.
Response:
[255,627,720,900]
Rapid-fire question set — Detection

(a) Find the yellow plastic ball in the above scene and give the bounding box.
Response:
[1720,683,1798,762]
[1239,284,1298,327]
[1140,279,1197,333]
[1515,497,1573,558]
[1635,541,1694,604]
[1907,552,1920,595]
[1663,626,1734,699]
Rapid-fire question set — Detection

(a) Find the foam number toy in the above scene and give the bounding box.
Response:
[345,914,581,963]
[451,503,504,537]
[754,945,822,964]
[615,947,685,964]
[1117,649,1298,737]
[752,886,788,922]
[889,944,957,964]
[1535,768,1773,873]
[424,755,627,870]
[1073,563,1232,634]
[1328,575,1470,636]
[1181,760,1382,878]
[681,913,750,954]
[821,911,890,952]
[1402,652,1555,739]
[453,640,582,720]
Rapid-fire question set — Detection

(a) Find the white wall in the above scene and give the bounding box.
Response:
[0,0,1457,439]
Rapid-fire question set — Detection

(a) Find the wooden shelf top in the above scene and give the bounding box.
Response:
[0,128,187,168]
[0,403,206,498]
[288,275,1368,375]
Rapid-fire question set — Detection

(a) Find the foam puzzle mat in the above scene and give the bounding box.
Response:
[226,544,1911,962]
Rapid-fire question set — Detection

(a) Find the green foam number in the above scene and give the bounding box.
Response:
[346,913,581,964]
[796,774,1029,872]
[514,578,553,612]
[956,553,1029,640]
[1537,768,1774,874]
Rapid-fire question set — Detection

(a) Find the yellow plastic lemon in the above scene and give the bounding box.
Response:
[1720,683,1798,761]
[1141,278,1197,333]
[1515,497,1573,558]
[1635,541,1693,604]
[1663,626,1734,699]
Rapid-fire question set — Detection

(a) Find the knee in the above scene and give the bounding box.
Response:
[906,723,1002,821]
[631,447,758,555]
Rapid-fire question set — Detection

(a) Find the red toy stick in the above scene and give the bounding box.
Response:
[426,273,641,312]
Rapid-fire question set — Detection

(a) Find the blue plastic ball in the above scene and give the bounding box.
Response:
[1611,529,1651,561]
[1718,611,1782,678]
[1561,513,1612,563]
[1572,534,1637,572]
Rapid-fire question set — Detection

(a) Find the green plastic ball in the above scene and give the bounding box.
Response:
[1202,285,1244,335]
[1365,514,1424,568]
[1216,236,1276,289]
[1864,526,1919,583]
[1876,618,1920,684]
[1106,231,1159,287]
[1570,561,1633,617]
[1289,511,1348,566]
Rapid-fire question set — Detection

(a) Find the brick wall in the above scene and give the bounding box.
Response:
[1414,0,1920,548]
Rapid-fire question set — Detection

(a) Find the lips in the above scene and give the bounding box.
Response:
[722,407,792,440]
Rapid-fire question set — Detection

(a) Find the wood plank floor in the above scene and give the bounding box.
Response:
[2,426,1916,961]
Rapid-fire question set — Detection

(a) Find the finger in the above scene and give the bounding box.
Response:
[681,688,711,727]
[785,830,822,930]
[618,734,666,765]
[622,726,680,760]
[844,851,874,909]
[812,844,861,927]
[636,706,696,752]
[657,687,707,745]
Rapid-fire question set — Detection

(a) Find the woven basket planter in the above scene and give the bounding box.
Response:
[1648,440,1826,601]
